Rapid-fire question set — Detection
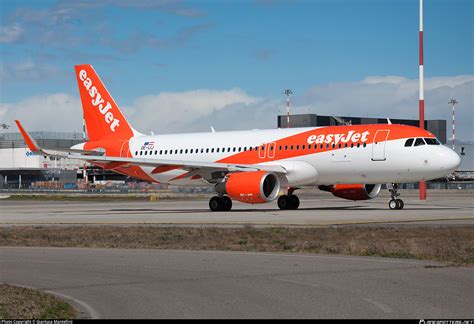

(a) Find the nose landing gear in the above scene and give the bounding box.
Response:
[388,183,404,210]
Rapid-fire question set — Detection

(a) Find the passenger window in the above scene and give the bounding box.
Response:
[135,151,138,155]
[414,138,426,146]
[296,145,299,150]
[279,146,282,151]
[233,147,236,152]
[363,143,367,148]
[285,145,288,150]
[180,149,183,154]
[332,143,335,148]
[206,148,209,153]
[357,143,360,148]
[424,138,440,145]
[404,138,414,147]
[185,149,188,154]
[243,147,247,151]
[140,151,143,156]
[238,147,241,152]
[211,148,215,153]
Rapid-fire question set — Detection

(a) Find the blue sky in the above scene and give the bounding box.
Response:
[0,0,473,139]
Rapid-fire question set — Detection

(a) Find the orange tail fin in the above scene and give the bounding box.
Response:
[75,64,136,141]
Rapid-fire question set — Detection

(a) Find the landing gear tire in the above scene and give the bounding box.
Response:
[209,196,233,212]
[396,199,404,210]
[289,195,300,210]
[388,198,404,210]
[278,195,300,210]
[222,196,232,211]
[389,199,398,210]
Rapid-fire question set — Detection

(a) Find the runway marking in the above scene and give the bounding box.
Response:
[44,289,101,319]
[362,297,394,313]
[272,277,321,288]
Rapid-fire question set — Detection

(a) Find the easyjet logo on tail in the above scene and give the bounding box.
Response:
[307,130,370,145]
[79,69,120,132]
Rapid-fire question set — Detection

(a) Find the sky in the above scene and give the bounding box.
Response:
[0,0,473,140]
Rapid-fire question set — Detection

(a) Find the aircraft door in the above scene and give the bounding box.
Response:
[258,144,267,159]
[120,141,131,158]
[267,142,276,159]
[371,130,390,161]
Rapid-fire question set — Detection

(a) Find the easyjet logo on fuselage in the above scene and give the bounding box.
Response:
[307,130,370,145]
[79,69,120,132]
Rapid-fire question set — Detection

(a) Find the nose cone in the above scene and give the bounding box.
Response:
[439,146,461,174]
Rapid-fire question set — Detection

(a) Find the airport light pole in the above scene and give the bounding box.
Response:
[448,98,458,150]
[284,89,293,128]
[419,0,427,200]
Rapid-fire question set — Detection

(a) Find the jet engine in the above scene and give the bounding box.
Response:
[319,184,381,201]
[216,171,280,204]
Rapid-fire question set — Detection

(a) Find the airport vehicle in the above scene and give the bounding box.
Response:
[16,64,461,211]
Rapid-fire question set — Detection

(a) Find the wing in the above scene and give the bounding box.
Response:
[15,120,287,177]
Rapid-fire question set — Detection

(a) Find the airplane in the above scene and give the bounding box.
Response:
[15,64,461,211]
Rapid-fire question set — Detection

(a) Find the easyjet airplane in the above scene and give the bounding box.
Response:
[16,64,461,211]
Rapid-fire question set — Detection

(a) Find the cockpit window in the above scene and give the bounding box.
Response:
[404,138,414,147]
[424,138,440,145]
[414,138,426,146]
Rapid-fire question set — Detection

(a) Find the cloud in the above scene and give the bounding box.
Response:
[105,24,212,53]
[1,75,472,141]
[0,94,83,132]
[0,25,24,43]
[1,1,207,51]
[123,89,258,133]
[0,61,65,83]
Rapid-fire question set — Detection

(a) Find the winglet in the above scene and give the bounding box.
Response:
[15,120,40,153]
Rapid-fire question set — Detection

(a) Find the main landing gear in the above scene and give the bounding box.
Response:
[388,183,404,210]
[209,196,232,212]
[278,188,300,210]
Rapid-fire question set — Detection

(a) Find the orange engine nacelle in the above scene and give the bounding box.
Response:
[319,184,381,201]
[216,171,280,204]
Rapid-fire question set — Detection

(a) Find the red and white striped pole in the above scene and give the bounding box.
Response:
[419,0,427,200]
[449,98,458,150]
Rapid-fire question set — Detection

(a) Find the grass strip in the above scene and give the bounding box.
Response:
[1,226,472,266]
[0,284,77,319]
